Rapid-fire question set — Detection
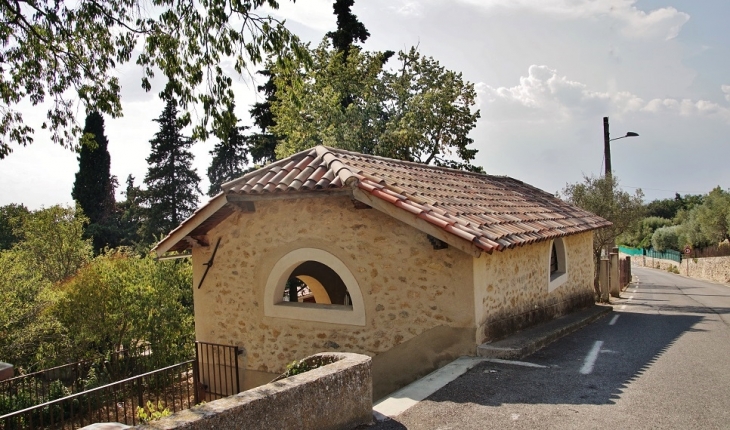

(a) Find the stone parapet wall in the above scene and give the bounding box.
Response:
[138,353,372,430]
[624,253,730,285]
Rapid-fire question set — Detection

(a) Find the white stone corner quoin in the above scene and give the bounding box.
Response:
[264,248,366,326]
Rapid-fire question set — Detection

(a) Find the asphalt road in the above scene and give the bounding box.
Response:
[373,267,730,429]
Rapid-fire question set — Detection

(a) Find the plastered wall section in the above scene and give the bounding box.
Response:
[191,196,475,377]
[473,231,595,343]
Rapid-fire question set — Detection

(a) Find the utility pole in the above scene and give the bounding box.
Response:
[603,116,638,179]
[603,116,611,178]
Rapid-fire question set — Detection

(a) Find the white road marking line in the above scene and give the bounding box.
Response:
[609,314,620,325]
[580,340,604,375]
[373,356,485,418]
[482,358,547,369]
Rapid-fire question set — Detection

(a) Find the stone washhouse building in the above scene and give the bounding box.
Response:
[153,146,610,399]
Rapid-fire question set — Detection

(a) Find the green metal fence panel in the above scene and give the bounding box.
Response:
[618,246,643,256]
[646,248,681,263]
[618,246,682,263]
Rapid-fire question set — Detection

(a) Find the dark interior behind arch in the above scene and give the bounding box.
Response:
[288,260,351,305]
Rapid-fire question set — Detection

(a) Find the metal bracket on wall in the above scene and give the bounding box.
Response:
[197,237,222,289]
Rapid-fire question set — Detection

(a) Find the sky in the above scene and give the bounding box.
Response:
[2,0,729,210]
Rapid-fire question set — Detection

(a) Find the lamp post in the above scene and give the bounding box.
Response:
[599,116,639,301]
[603,116,639,178]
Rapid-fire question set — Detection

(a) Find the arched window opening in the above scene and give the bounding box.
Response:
[282,261,352,305]
[548,238,568,292]
[264,248,366,326]
[550,243,559,275]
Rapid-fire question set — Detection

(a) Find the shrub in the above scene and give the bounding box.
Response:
[137,400,171,423]
[652,226,682,252]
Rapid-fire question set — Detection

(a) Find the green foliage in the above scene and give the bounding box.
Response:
[660,187,730,249]
[55,249,194,365]
[137,400,171,423]
[0,203,29,250]
[271,42,482,170]
[282,355,338,378]
[651,225,682,252]
[284,360,311,377]
[0,205,92,369]
[0,249,66,370]
[116,175,145,249]
[619,216,672,249]
[667,265,680,274]
[562,175,645,286]
[0,0,305,158]
[207,107,250,196]
[141,99,201,244]
[72,112,120,252]
[248,68,281,165]
[645,194,683,220]
[13,205,93,283]
[687,187,730,245]
[72,112,114,225]
[326,0,370,59]
[0,380,75,422]
[0,204,193,372]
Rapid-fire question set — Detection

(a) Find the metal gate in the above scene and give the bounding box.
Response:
[194,342,241,402]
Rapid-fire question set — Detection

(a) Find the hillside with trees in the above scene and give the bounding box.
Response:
[0,205,193,372]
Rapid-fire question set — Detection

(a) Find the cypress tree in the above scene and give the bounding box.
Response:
[142,99,201,243]
[72,112,118,251]
[248,69,280,165]
[72,112,114,225]
[117,175,144,248]
[326,0,370,60]
[325,0,391,109]
[207,121,250,196]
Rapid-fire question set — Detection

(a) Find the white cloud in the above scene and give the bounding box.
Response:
[263,0,334,32]
[641,98,730,120]
[391,1,422,17]
[397,0,690,41]
[722,85,730,103]
[478,65,730,123]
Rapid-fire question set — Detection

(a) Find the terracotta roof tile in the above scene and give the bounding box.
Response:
[156,146,611,255]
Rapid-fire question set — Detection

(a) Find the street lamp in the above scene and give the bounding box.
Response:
[603,116,639,178]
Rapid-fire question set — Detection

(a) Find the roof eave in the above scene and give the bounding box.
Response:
[152,193,229,258]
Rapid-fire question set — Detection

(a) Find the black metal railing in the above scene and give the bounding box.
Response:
[0,360,195,430]
[0,345,161,416]
[0,362,88,415]
[194,342,240,402]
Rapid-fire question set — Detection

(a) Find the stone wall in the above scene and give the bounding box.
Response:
[627,253,730,285]
[473,232,596,343]
[138,353,372,430]
[623,253,680,272]
[191,196,475,397]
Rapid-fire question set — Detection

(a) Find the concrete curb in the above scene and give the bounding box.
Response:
[372,356,487,420]
[477,305,613,360]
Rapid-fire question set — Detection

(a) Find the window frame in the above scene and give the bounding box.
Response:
[264,248,366,326]
[548,238,568,292]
